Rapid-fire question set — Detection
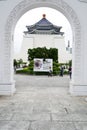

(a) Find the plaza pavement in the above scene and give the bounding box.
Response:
[0,74,87,130]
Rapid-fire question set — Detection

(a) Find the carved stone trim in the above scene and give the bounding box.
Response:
[4,0,81,79]
[78,0,87,3]
[0,0,7,1]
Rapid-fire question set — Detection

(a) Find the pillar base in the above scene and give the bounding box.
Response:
[69,81,87,96]
[0,81,16,95]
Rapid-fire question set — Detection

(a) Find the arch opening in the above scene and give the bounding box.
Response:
[14,7,72,64]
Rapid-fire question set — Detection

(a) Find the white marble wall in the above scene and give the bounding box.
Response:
[15,34,72,63]
[0,0,87,95]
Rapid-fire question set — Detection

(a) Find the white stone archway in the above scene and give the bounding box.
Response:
[1,0,82,95]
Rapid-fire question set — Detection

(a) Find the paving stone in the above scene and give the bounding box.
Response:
[0,113,13,121]
[12,113,50,121]
[52,113,73,121]
[52,113,87,122]
[30,121,76,130]
[0,121,30,130]
[74,122,87,130]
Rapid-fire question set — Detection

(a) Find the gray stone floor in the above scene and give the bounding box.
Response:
[0,75,87,130]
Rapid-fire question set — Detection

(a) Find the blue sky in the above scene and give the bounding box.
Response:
[14,7,72,54]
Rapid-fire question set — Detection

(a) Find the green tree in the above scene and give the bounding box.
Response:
[69,60,72,67]
[48,48,58,62]
[28,47,58,62]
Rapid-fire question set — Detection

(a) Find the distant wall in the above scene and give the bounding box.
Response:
[15,34,72,63]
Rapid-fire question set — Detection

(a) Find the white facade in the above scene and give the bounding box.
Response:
[0,0,87,95]
[15,34,72,63]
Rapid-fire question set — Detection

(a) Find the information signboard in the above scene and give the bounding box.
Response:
[34,58,53,72]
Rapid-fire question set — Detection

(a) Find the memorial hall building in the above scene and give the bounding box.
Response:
[15,14,72,63]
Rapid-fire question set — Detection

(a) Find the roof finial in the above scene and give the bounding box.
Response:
[43,14,46,18]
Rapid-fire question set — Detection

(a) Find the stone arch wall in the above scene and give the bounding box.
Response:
[4,0,81,82]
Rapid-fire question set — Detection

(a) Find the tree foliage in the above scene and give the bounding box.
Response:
[69,60,72,67]
[28,47,58,62]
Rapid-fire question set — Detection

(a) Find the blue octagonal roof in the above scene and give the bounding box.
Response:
[24,14,64,35]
